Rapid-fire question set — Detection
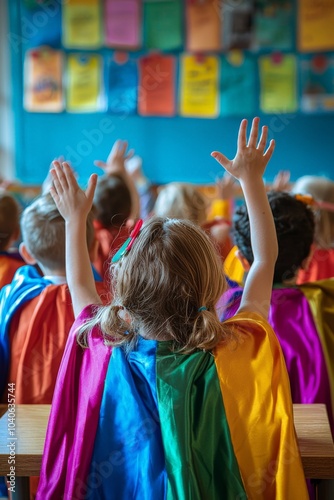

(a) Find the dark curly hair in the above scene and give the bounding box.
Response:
[233,191,315,284]
[93,174,132,229]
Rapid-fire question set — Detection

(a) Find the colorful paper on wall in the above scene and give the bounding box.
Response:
[259,54,297,113]
[105,0,141,49]
[62,0,102,49]
[254,1,293,50]
[24,47,63,112]
[138,54,176,116]
[301,55,334,112]
[21,2,62,47]
[222,0,253,50]
[108,58,138,115]
[186,0,221,52]
[179,54,220,118]
[66,54,104,112]
[298,0,334,52]
[144,0,182,50]
[221,52,256,116]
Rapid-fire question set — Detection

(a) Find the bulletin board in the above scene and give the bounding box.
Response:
[7,0,334,186]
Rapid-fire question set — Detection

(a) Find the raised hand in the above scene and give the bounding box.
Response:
[50,161,97,222]
[215,172,238,201]
[211,118,275,182]
[272,170,291,192]
[94,139,134,176]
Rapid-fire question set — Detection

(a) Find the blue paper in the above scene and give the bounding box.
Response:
[254,2,293,50]
[107,59,138,115]
[220,54,256,116]
[300,55,334,113]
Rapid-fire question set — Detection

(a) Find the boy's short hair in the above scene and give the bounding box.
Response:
[21,193,95,271]
[233,191,315,283]
[0,193,20,251]
[93,175,132,229]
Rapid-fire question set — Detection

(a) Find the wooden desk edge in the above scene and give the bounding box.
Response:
[1,404,334,479]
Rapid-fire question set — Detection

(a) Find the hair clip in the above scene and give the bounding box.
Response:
[295,194,334,212]
[295,194,315,206]
[112,219,143,263]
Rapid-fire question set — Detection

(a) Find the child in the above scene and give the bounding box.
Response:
[37,118,308,499]
[219,190,334,435]
[93,139,140,282]
[153,180,233,260]
[291,175,334,283]
[0,193,107,404]
[0,192,25,288]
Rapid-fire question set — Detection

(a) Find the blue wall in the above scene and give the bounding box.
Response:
[8,1,334,186]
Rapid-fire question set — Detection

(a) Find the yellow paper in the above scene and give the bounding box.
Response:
[67,54,103,112]
[298,0,334,52]
[259,55,297,114]
[62,0,102,49]
[180,55,219,118]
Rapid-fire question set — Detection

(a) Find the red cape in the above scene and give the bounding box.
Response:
[3,281,107,404]
[0,253,25,288]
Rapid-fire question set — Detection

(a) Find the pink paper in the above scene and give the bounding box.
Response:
[105,0,141,49]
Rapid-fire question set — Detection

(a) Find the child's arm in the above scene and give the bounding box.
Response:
[212,117,277,319]
[50,162,102,317]
[94,140,140,227]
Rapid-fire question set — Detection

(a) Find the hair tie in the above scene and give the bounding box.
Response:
[198,306,207,312]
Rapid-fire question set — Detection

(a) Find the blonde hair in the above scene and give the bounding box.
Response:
[78,217,231,353]
[21,193,95,271]
[292,176,334,248]
[0,193,20,251]
[153,183,209,226]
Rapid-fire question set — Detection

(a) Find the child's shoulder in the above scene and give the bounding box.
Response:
[218,311,280,356]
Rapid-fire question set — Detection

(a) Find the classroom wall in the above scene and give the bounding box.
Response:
[0,0,15,180]
[7,0,334,186]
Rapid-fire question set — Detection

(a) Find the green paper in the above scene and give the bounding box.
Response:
[144,0,182,50]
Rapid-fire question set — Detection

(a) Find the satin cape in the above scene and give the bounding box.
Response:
[93,222,129,283]
[297,247,334,284]
[0,266,107,404]
[219,281,334,434]
[37,306,308,500]
[0,251,25,288]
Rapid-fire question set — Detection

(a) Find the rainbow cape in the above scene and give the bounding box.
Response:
[37,306,307,499]
[219,281,334,435]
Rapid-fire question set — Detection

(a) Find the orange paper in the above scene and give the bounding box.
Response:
[298,0,334,52]
[24,47,63,112]
[186,0,221,52]
[138,54,176,116]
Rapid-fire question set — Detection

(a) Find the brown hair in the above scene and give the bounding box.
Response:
[0,193,20,251]
[21,193,95,271]
[94,175,132,229]
[78,217,231,353]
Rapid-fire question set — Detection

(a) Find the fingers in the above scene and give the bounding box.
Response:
[257,125,268,151]
[62,162,78,189]
[85,174,98,203]
[94,160,106,169]
[211,151,230,168]
[264,139,275,163]
[125,148,135,160]
[236,119,247,150]
[50,161,67,194]
[247,117,260,148]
